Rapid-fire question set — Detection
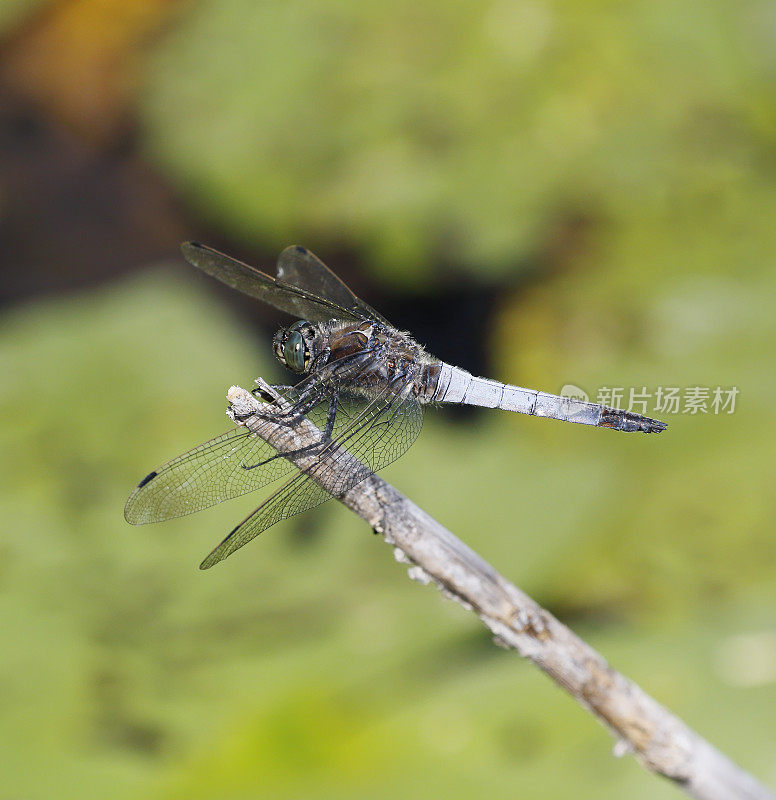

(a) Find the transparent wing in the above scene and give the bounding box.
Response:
[124,392,337,524]
[199,386,423,569]
[276,245,391,325]
[181,242,367,324]
[124,426,294,524]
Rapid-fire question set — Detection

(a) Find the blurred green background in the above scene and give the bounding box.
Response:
[1,0,775,797]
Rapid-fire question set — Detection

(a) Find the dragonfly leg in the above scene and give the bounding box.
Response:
[322,391,338,439]
[240,348,380,472]
[254,348,369,419]
[240,392,340,471]
[251,384,294,402]
[309,346,331,374]
[249,377,320,421]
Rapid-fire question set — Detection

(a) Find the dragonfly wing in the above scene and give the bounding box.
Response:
[181,242,363,323]
[124,383,341,524]
[199,386,423,568]
[124,426,297,524]
[276,245,391,325]
[199,471,331,569]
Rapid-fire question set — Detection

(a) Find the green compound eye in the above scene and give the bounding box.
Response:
[283,330,308,373]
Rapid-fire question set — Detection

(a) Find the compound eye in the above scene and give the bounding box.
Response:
[283,330,308,373]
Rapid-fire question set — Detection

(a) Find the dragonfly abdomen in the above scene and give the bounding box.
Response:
[428,363,666,433]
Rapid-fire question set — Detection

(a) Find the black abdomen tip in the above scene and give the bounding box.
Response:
[600,408,668,433]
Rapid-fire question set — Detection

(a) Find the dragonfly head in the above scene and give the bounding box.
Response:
[273,320,319,374]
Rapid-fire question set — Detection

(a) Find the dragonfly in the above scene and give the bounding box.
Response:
[125,243,666,569]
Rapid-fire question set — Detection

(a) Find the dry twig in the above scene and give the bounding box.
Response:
[226,381,773,800]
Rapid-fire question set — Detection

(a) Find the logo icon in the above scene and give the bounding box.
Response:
[560,384,590,420]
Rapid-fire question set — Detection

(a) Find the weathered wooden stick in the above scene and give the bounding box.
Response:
[227,381,773,800]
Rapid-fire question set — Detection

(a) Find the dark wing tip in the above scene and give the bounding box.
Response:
[137,470,158,489]
[124,471,159,525]
[293,245,308,254]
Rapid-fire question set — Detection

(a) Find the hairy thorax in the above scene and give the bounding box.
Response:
[319,320,441,401]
